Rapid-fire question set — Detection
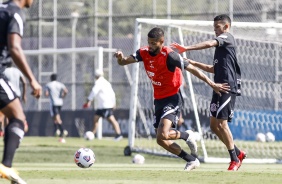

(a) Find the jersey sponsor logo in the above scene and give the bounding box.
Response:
[210,103,217,112]
[151,79,161,86]
[147,71,155,77]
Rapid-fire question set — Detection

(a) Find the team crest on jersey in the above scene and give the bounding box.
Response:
[210,103,217,112]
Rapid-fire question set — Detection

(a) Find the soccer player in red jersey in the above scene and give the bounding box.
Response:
[115,27,230,171]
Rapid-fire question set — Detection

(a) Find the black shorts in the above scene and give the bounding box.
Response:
[153,92,183,129]
[210,92,236,122]
[50,105,62,117]
[0,76,18,109]
[95,108,114,118]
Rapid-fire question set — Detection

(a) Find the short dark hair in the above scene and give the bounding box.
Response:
[50,73,57,81]
[214,14,231,25]
[147,27,164,39]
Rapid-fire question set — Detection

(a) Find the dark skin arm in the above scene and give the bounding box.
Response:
[8,33,42,98]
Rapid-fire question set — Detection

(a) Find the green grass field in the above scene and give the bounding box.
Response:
[0,137,282,184]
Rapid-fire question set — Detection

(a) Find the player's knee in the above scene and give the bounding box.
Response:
[5,118,25,144]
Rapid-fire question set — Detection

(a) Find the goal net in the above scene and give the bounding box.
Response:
[128,18,282,163]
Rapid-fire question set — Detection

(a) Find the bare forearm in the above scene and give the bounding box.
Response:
[187,59,214,73]
[185,40,217,51]
[10,46,36,82]
[186,65,215,88]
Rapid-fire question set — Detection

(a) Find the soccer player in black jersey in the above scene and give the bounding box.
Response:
[0,0,42,183]
[171,14,246,171]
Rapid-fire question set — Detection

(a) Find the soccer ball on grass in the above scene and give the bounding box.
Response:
[132,154,145,164]
[84,131,95,141]
[74,148,95,168]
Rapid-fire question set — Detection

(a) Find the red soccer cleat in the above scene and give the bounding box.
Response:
[227,160,241,171]
[237,150,247,169]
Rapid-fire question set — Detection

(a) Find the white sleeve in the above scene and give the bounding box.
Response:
[87,84,99,101]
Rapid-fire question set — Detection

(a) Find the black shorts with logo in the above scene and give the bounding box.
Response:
[95,108,114,118]
[210,92,236,122]
[0,75,17,109]
[153,92,183,129]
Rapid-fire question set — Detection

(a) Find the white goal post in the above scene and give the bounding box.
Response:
[127,18,282,164]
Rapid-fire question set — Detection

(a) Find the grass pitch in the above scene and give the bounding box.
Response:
[0,137,281,184]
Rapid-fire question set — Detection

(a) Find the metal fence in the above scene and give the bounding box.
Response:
[19,0,282,111]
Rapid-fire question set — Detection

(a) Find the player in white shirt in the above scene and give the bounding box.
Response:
[83,69,123,141]
[45,74,68,143]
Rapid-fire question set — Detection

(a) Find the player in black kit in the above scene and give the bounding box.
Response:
[171,14,246,171]
[0,0,42,183]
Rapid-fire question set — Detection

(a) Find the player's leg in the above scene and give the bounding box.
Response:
[156,118,200,171]
[92,114,101,135]
[107,115,123,141]
[210,116,244,161]
[0,98,26,184]
[0,112,5,136]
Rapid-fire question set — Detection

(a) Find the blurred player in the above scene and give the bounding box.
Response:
[0,0,42,183]
[171,14,246,171]
[0,62,28,136]
[83,69,123,141]
[114,27,230,171]
[45,73,68,143]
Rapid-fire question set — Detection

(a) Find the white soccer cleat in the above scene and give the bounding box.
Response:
[185,130,198,157]
[184,158,200,171]
[0,164,26,184]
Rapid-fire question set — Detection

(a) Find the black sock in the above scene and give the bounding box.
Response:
[58,124,64,137]
[180,131,189,140]
[53,123,59,134]
[234,145,240,156]
[228,149,239,162]
[178,150,196,162]
[2,118,25,167]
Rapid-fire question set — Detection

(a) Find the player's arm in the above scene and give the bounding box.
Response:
[20,75,27,103]
[61,84,68,98]
[170,40,218,53]
[8,34,42,98]
[114,51,137,65]
[44,87,49,97]
[168,52,229,95]
[184,58,214,73]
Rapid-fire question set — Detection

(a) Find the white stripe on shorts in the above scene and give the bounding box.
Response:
[216,96,231,118]
[0,78,15,100]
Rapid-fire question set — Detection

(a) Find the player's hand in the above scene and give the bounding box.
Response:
[114,51,124,60]
[30,80,42,99]
[83,102,90,109]
[212,83,230,96]
[170,42,187,54]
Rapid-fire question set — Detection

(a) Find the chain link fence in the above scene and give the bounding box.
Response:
[20,0,282,111]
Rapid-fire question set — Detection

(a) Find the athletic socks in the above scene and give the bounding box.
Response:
[2,118,25,167]
[178,150,196,162]
[234,145,240,156]
[180,131,189,140]
[58,124,64,137]
[228,149,239,162]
